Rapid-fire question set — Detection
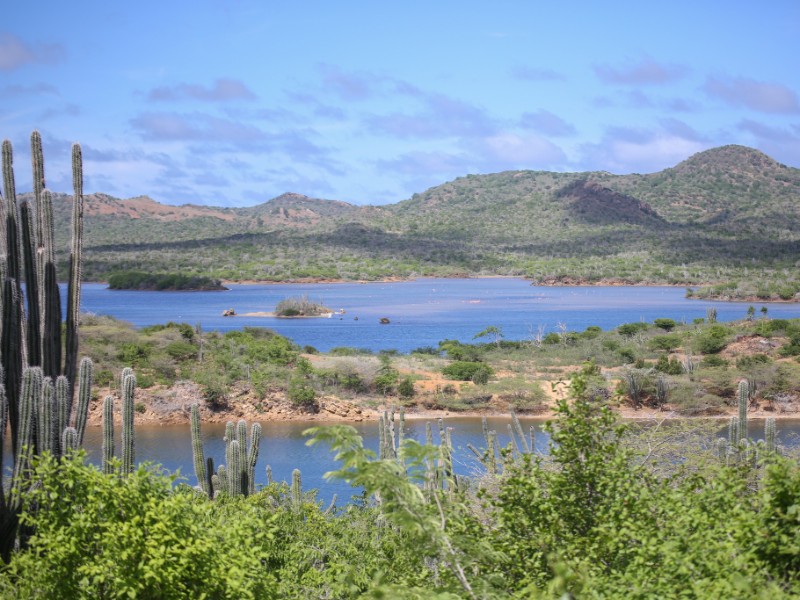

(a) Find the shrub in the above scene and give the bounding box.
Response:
[693,324,732,354]
[649,334,682,352]
[654,318,677,331]
[655,354,684,375]
[165,340,198,361]
[701,355,728,368]
[442,361,494,383]
[618,347,637,364]
[736,353,772,369]
[617,322,649,337]
[580,325,602,340]
[288,376,316,407]
[398,377,415,398]
[542,333,561,345]
[8,455,275,597]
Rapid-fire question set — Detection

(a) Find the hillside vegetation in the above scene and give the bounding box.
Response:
[37,145,800,299]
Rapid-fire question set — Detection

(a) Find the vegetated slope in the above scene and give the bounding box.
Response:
[36,144,800,284]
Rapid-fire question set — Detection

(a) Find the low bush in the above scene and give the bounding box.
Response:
[442,361,494,383]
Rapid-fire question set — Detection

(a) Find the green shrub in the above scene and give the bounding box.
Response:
[654,318,677,331]
[398,377,415,398]
[542,332,561,345]
[165,340,198,361]
[288,376,316,407]
[649,334,682,352]
[701,355,728,368]
[581,325,602,340]
[617,322,649,337]
[7,455,276,598]
[442,361,494,383]
[618,347,637,364]
[693,325,732,354]
[655,354,684,375]
[736,353,772,369]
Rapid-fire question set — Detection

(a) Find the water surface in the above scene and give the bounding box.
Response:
[80,279,800,353]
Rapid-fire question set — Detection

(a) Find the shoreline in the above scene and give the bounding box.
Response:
[85,276,798,303]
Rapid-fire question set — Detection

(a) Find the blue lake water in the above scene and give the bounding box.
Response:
[56,279,800,501]
[79,278,800,353]
[85,417,799,504]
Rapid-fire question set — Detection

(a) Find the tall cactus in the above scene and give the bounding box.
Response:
[291,468,302,509]
[74,358,93,446]
[190,404,210,497]
[102,396,115,475]
[64,144,83,396]
[121,368,136,474]
[737,379,748,447]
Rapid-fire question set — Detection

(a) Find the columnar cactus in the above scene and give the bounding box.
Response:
[102,396,114,475]
[121,368,136,474]
[190,407,261,499]
[737,379,748,447]
[0,133,89,561]
[765,417,777,455]
[74,358,93,446]
[190,404,210,497]
[291,468,302,508]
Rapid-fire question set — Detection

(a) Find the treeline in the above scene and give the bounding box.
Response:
[107,270,227,291]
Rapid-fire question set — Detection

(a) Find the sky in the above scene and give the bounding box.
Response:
[2,1,799,207]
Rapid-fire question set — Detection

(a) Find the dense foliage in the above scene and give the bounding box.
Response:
[1,395,799,598]
[107,270,226,291]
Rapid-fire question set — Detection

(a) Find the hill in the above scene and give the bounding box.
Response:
[34,145,800,295]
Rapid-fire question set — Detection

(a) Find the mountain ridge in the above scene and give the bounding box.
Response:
[25,144,800,290]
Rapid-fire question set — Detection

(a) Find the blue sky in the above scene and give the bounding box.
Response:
[2,1,799,206]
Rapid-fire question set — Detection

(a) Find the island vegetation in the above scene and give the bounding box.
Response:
[274,294,333,317]
[107,270,227,291]
[2,133,800,597]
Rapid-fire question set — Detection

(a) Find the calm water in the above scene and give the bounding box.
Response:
[78,417,800,503]
[80,279,800,353]
[62,280,800,501]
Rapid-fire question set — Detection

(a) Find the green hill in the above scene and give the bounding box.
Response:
[35,145,800,297]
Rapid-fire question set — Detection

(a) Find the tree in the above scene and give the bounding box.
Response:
[473,325,504,346]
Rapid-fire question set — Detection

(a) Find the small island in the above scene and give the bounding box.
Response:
[107,270,228,291]
[274,295,333,317]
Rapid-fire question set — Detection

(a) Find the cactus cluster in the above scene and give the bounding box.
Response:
[467,412,536,478]
[190,403,261,498]
[0,132,92,560]
[717,379,779,467]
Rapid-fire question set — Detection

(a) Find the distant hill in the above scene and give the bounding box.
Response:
[32,145,800,289]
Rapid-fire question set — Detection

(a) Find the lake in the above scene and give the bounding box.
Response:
[80,278,800,353]
[81,417,800,504]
